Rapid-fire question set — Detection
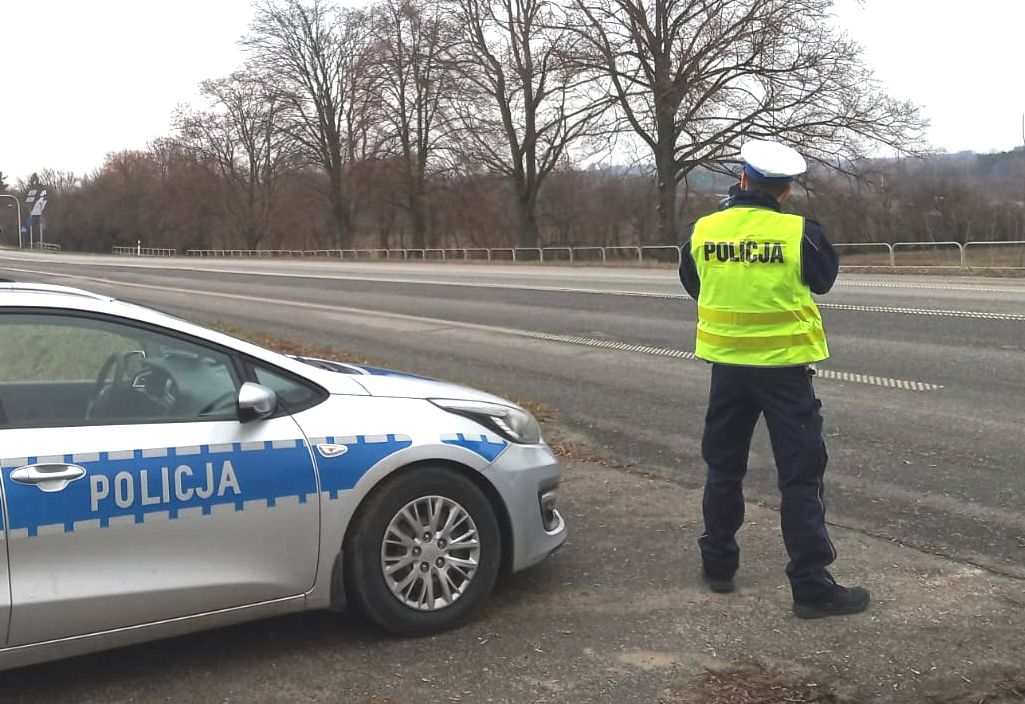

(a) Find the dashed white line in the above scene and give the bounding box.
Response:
[0,267,946,393]
[2,263,1021,322]
[521,331,942,392]
[819,303,1025,322]
[835,280,1025,293]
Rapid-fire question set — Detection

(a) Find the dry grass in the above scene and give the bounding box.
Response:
[208,321,372,366]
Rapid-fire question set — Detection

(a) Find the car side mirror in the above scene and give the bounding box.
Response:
[237,382,277,422]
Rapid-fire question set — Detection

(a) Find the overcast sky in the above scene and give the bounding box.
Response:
[1,0,1023,183]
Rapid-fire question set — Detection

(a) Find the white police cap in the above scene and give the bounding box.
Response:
[741,140,807,182]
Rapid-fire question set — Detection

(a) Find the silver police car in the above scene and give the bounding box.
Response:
[0,282,565,669]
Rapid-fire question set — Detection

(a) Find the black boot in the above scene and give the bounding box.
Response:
[793,585,870,619]
[702,570,736,594]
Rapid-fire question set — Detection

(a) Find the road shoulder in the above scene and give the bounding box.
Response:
[487,456,1025,703]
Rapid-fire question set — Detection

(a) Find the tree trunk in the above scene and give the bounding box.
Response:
[410,171,428,249]
[328,170,351,249]
[655,150,678,245]
[516,192,540,248]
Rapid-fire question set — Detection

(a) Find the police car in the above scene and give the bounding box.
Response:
[0,282,565,669]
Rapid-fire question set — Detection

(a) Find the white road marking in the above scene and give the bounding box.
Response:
[820,303,1025,322]
[0,268,946,393]
[8,251,1025,292]
[521,332,942,392]
[4,262,1020,322]
[835,280,1025,293]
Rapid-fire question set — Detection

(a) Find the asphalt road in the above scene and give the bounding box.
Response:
[1,252,1023,582]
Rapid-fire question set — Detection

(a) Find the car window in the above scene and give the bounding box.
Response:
[0,318,138,382]
[0,313,240,428]
[252,364,324,413]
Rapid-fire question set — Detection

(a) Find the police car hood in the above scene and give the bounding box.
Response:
[295,357,513,405]
[350,374,514,405]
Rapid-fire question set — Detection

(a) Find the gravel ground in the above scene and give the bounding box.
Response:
[2,447,1023,703]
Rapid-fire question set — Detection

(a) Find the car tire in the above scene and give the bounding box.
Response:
[344,465,502,635]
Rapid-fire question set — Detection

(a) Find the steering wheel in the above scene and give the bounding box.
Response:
[86,353,127,419]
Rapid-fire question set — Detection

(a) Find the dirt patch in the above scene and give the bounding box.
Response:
[924,668,1025,704]
[660,659,844,704]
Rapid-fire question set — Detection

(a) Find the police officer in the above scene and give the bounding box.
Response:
[679,140,870,619]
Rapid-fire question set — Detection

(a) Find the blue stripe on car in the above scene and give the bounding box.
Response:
[316,434,413,499]
[0,434,413,538]
[442,433,509,462]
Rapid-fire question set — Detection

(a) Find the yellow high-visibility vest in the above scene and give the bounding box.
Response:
[690,207,829,366]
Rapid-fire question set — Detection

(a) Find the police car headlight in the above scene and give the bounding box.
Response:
[430,399,542,445]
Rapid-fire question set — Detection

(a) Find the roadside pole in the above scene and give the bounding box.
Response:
[25,190,48,250]
[0,194,22,248]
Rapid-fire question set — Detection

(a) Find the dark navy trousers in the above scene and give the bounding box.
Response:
[698,363,838,603]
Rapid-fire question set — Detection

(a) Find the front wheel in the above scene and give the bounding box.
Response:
[344,465,502,635]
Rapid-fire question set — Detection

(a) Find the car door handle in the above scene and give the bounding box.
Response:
[10,463,88,493]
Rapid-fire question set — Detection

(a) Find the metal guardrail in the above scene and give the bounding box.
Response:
[963,240,1025,268]
[29,242,62,253]
[893,241,965,268]
[183,245,686,263]
[833,242,895,267]
[177,241,1025,269]
[113,246,176,257]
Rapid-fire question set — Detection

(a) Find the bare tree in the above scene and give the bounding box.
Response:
[569,0,927,243]
[245,0,380,248]
[371,0,458,249]
[447,0,605,247]
[38,169,80,194]
[175,72,297,248]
